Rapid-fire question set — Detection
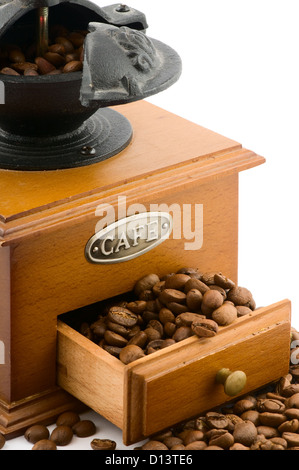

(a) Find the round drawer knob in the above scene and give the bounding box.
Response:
[216,368,247,397]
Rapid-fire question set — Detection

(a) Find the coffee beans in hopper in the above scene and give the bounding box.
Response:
[79,268,256,364]
[0,25,87,76]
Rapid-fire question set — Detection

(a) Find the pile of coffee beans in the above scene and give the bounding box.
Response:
[0,25,87,76]
[137,328,299,450]
[25,411,97,450]
[79,268,256,364]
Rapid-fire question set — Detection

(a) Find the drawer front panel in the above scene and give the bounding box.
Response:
[125,300,291,444]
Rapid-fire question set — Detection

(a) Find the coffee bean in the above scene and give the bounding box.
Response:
[104,330,128,347]
[201,290,224,314]
[159,288,186,305]
[209,430,234,449]
[56,411,80,427]
[102,345,122,357]
[212,302,238,326]
[126,301,147,314]
[55,37,74,54]
[191,318,219,338]
[62,60,83,73]
[184,278,210,295]
[32,439,57,450]
[159,308,175,324]
[214,273,235,290]
[90,439,116,450]
[166,302,188,315]
[176,312,205,327]
[72,420,96,437]
[134,274,160,297]
[164,273,190,291]
[108,306,138,327]
[24,424,49,444]
[227,286,255,310]
[127,331,148,348]
[233,421,257,446]
[259,412,287,427]
[0,67,20,75]
[141,440,168,450]
[282,432,299,447]
[119,345,145,364]
[164,321,177,337]
[186,289,203,311]
[236,306,252,317]
[172,326,193,342]
[50,425,73,446]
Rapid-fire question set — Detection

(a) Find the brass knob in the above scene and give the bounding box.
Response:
[216,368,247,397]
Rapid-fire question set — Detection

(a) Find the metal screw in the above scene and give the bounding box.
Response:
[116,4,130,12]
[81,145,96,156]
[162,222,169,230]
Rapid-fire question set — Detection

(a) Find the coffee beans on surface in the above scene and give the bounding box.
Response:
[78,267,256,364]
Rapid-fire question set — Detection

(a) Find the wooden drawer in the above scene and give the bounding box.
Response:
[57,299,291,445]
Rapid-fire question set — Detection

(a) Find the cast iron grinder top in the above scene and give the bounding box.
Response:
[0,1,182,170]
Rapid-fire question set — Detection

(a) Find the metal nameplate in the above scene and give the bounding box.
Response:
[85,212,173,264]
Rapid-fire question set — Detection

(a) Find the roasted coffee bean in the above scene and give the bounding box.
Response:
[209,285,227,300]
[164,273,190,291]
[25,424,50,444]
[227,286,255,310]
[11,62,38,73]
[214,273,235,289]
[259,412,287,427]
[206,412,229,430]
[108,306,138,327]
[175,312,205,327]
[102,345,122,357]
[236,305,252,317]
[209,430,234,449]
[48,43,66,55]
[134,274,160,296]
[32,439,57,450]
[212,302,238,326]
[8,47,25,63]
[127,331,148,348]
[159,308,175,324]
[148,319,164,336]
[233,421,257,447]
[72,420,96,437]
[186,289,203,311]
[166,302,188,315]
[0,67,20,75]
[183,430,204,445]
[126,300,147,314]
[159,288,186,305]
[141,440,168,450]
[55,37,74,53]
[56,411,80,427]
[106,321,130,338]
[191,318,219,338]
[104,330,128,347]
[201,290,224,314]
[164,321,177,337]
[119,345,145,364]
[172,326,193,342]
[184,278,210,295]
[90,439,117,450]
[233,399,256,415]
[62,60,82,73]
[144,327,161,342]
[50,425,73,446]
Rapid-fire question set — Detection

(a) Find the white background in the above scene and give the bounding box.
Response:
[5,0,299,450]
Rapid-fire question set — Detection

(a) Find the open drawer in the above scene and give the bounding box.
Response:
[57,299,291,445]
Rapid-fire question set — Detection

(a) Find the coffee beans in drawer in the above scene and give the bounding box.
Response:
[78,267,256,364]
